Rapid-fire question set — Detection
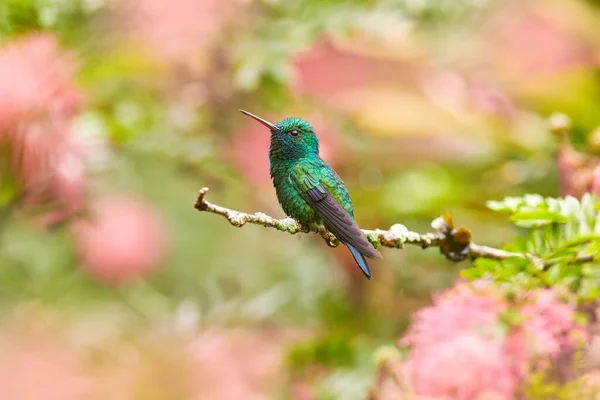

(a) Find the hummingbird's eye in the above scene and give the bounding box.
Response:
[290,129,299,137]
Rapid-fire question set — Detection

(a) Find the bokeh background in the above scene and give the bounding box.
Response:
[1,0,600,398]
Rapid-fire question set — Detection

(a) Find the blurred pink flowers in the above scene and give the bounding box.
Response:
[401,282,515,399]
[72,196,169,283]
[402,282,506,348]
[407,332,515,400]
[554,131,600,199]
[0,307,294,400]
[514,290,588,359]
[189,329,290,400]
[394,281,588,399]
[484,2,595,79]
[0,317,91,400]
[0,35,80,128]
[0,34,86,223]
[292,43,370,98]
[121,0,228,66]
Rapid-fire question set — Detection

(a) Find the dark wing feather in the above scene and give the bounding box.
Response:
[304,184,381,259]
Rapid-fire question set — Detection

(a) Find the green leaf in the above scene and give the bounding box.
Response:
[523,194,545,208]
[543,235,600,260]
[462,258,497,280]
[486,197,525,213]
[578,278,600,301]
[544,263,563,285]
[510,210,568,228]
[287,334,356,373]
[561,196,581,219]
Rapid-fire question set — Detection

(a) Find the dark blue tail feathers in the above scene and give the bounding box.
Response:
[347,244,372,279]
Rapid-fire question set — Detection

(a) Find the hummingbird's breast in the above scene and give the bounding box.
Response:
[269,158,317,224]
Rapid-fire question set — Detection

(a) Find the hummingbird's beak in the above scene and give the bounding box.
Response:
[239,110,280,132]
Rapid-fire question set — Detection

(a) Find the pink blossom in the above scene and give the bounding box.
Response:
[398,282,589,399]
[0,34,80,130]
[71,196,170,283]
[401,282,514,399]
[0,34,86,222]
[504,329,529,378]
[401,282,505,348]
[504,290,588,379]
[404,332,516,400]
[518,290,587,358]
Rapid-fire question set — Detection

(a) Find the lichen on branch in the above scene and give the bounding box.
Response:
[193,187,546,265]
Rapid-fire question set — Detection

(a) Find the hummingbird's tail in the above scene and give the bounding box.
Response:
[346,244,372,279]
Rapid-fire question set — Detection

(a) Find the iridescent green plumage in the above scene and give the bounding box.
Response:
[240,111,382,279]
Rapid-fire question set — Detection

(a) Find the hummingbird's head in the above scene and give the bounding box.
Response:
[240,110,319,159]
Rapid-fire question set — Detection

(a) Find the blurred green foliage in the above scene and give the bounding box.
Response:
[0,0,91,39]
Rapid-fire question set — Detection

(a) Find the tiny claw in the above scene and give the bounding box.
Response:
[326,235,339,248]
[318,227,339,248]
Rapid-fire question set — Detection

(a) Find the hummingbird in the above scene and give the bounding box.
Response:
[240,110,382,279]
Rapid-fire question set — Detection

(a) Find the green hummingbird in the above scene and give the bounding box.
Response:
[240,110,382,279]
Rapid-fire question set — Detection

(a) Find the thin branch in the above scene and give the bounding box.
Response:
[194,187,595,267]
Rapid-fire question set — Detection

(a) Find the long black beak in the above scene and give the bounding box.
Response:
[240,110,280,132]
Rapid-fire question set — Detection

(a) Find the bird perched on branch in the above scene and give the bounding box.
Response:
[240,110,382,279]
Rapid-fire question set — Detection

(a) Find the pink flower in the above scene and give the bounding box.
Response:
[504,329,529,378]
[71,196,170,283]
[404,332,516,400]
[0,34,80,130]
[401,282,514,399]
[0,34,86,222]
[401,282,506,348]
[518,290,587,358]
[504,290,588,379]
[398,282,589,399]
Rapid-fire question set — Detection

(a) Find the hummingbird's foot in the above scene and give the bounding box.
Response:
[315,225,339,248]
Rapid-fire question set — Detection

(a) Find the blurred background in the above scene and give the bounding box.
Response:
[0,0,600,398]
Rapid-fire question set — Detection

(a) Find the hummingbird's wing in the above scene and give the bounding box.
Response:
[290,166,381,260]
